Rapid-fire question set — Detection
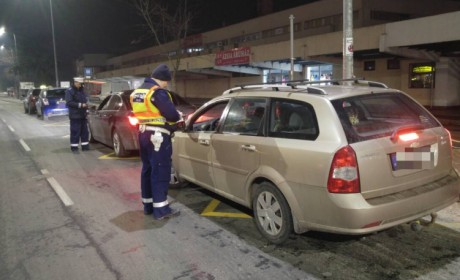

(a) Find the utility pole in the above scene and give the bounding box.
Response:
[343,0,354,84]
[50,0,59,87]
[289,14,295,81]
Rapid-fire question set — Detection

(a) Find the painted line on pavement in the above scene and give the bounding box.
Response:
[41,169,74,206]
[8,125,15,132]
[98,152,139,160]
[43,121,69,127]
[19,139,31,152]
[201,199,251,219]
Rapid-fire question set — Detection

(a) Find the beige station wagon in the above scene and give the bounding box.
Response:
[171,79,460,244]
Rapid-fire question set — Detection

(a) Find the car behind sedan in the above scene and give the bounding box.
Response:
[23,88,41,114]
[36,88,68,119]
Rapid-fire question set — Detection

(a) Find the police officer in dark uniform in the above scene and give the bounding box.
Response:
[130,64,182,220]
[65,77,90,154]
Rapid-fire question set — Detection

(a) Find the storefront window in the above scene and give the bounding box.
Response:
[409,63,435,88]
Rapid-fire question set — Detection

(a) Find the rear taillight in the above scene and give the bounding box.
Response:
[396,132,419,142]
[327,145,360,193]
[390,125,423,143]
[128,115,138,126]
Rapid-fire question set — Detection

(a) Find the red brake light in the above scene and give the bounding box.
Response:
[390,125,423,143]
[128,115,139,126]
[397,132,419,142]
[327,145,360,193]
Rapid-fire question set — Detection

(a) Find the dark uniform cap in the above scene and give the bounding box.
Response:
[151,64,172,81]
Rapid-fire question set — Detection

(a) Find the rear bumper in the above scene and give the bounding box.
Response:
[295,172,460,235]
[45,108,69,117]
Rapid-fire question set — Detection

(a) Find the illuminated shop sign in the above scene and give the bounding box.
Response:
[215,47,251,66]
[412,65,434,73]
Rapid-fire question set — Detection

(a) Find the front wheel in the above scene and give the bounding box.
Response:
[252,182,293,244]
[112,130,128,157]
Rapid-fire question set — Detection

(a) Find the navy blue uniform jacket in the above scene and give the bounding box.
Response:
[65,86,88,119]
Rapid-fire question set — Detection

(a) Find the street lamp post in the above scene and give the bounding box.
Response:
[49,0,59,87]
[0,27,21,98]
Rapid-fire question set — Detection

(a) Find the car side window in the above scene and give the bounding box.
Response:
[102,95,121,110]
[268,99,319,140]
[190,101,228,132]
[221,98,267,135]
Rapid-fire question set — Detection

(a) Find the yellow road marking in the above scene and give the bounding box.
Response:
[201,199,251,219]
[98,152,139,160]
[43,121,69,127]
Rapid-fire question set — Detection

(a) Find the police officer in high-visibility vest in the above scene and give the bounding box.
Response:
[65,77,90,154]
[130,64,182,220]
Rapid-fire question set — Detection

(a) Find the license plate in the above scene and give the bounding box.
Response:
[390,144,438,171]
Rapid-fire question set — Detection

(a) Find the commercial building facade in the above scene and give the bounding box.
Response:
[79,0,460,106]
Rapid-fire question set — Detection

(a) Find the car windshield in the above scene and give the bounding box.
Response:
[32,89,41,96]
[46,89,66,98]
[331,92,440,144]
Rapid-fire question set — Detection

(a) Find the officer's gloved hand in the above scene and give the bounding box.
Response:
[176,110,185,130]
[177,110,184,122]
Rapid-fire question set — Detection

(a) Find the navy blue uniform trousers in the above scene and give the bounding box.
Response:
[70,118,89,148]
[139,130,173,219]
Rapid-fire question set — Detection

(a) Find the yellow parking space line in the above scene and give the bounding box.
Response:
[201,199,251,219]
[43,121,69,127]
[98,152,139,160]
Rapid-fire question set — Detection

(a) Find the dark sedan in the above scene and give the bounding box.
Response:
[87,89,196,157]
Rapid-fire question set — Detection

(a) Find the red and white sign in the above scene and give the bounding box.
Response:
[183,34,203,47]
[215,47,251,66]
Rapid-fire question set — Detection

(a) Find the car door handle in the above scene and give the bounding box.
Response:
[199,139,210,146]
[241,144,256,151]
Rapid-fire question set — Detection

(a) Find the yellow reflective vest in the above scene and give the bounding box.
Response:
[130,85,175,126]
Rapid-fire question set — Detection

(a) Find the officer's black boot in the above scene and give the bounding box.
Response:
[71,147,79,154]
[82,144,90,151]
[143,203,153,215]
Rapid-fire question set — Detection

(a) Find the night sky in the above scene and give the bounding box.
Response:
[0,0,311,85]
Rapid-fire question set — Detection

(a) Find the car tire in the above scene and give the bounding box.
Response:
[252,181,293,244]
[112,130,128,157]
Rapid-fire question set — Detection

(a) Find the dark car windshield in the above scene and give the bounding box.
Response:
[331,92,440,144]
[46,89,66,98]
[32,89,41,96]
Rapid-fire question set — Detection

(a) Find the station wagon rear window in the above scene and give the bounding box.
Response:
[332,92,440,144]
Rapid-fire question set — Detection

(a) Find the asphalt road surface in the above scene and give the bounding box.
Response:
[1,94,460,280]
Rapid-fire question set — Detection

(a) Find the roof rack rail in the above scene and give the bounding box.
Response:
[223,83,295,95]
[287,78,388,88]
[222,78,388,95]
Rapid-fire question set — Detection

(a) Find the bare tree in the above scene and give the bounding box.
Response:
[131,0,194,89]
